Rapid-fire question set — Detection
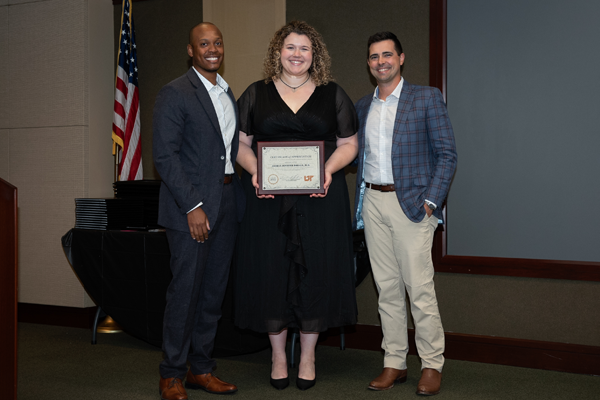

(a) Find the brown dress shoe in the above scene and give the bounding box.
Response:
[416,368,442,396]
[159,377,188,400]
[185,370,238,394]
[368,367,408,391]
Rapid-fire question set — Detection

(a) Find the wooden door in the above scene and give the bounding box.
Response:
[0,177,18,400]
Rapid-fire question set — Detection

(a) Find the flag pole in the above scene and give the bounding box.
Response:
[101,0,131,335]
[112,0,127,184]
[114,149,119,183]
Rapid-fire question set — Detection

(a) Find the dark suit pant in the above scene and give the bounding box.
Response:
[160,183,238,379]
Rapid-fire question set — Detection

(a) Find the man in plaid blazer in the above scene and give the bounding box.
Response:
[353,32,457,396]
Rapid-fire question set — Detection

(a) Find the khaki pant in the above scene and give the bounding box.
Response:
[363,188,444,372]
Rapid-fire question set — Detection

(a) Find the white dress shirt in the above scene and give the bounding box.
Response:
[193,67,236,174]
[188,67,236,213]
[364,78,404,185]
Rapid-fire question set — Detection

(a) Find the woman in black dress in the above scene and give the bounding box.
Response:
[234,21,358,390]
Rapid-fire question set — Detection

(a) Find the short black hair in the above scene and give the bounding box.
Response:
[189,22,217,44]
[367,31,403,58]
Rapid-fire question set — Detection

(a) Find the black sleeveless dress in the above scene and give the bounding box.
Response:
[233,80,358,333]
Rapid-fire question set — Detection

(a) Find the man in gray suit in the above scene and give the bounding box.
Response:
[353,32,457,396]
[153,22,244,400]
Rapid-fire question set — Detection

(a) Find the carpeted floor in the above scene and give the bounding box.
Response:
[17,323,599,400]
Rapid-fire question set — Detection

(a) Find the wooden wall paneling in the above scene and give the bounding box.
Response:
[0,177,17,400]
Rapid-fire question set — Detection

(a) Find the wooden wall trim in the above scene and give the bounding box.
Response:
[436,253,600,282]
[429,0,447,99]
[0,178,18,400]
[320,324,600,376]
[431,229,600,281]
[18,303,97,330]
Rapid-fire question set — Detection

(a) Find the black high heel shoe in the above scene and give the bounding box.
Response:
[270,376,289,390]
[296,377,316,391]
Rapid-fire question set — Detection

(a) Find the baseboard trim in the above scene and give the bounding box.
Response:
[319,324,600,376]
[19,304,599,376]
[18,303,97,329]
[435,253,600,282]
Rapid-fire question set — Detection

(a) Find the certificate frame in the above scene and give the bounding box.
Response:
[257,141,325,195]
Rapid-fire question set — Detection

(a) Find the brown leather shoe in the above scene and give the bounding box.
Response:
[368,367,408,391]
[185,370,238,394]
[416,368,442,396]
[159,377,188,400]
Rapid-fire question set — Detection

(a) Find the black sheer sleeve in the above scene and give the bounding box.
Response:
[237,82,257,135]
[334,83,359,138]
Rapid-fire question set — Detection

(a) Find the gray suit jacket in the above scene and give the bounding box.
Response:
[153,68,244,233]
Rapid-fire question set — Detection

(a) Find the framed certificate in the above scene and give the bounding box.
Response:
[257,141,325,195]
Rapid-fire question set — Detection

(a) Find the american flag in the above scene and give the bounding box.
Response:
[112,0,142,181]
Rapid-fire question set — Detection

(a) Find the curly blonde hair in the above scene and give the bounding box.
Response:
[263,21,333,86]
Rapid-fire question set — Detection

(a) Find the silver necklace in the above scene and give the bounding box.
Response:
[280,74,310,92]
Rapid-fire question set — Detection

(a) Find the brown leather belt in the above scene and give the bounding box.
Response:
[366,182,395,192]
[223,174,234,184]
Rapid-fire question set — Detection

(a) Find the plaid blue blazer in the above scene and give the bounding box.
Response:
[353,81,457,229]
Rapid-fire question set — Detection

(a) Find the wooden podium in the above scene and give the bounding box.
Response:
[0,177,17,400]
